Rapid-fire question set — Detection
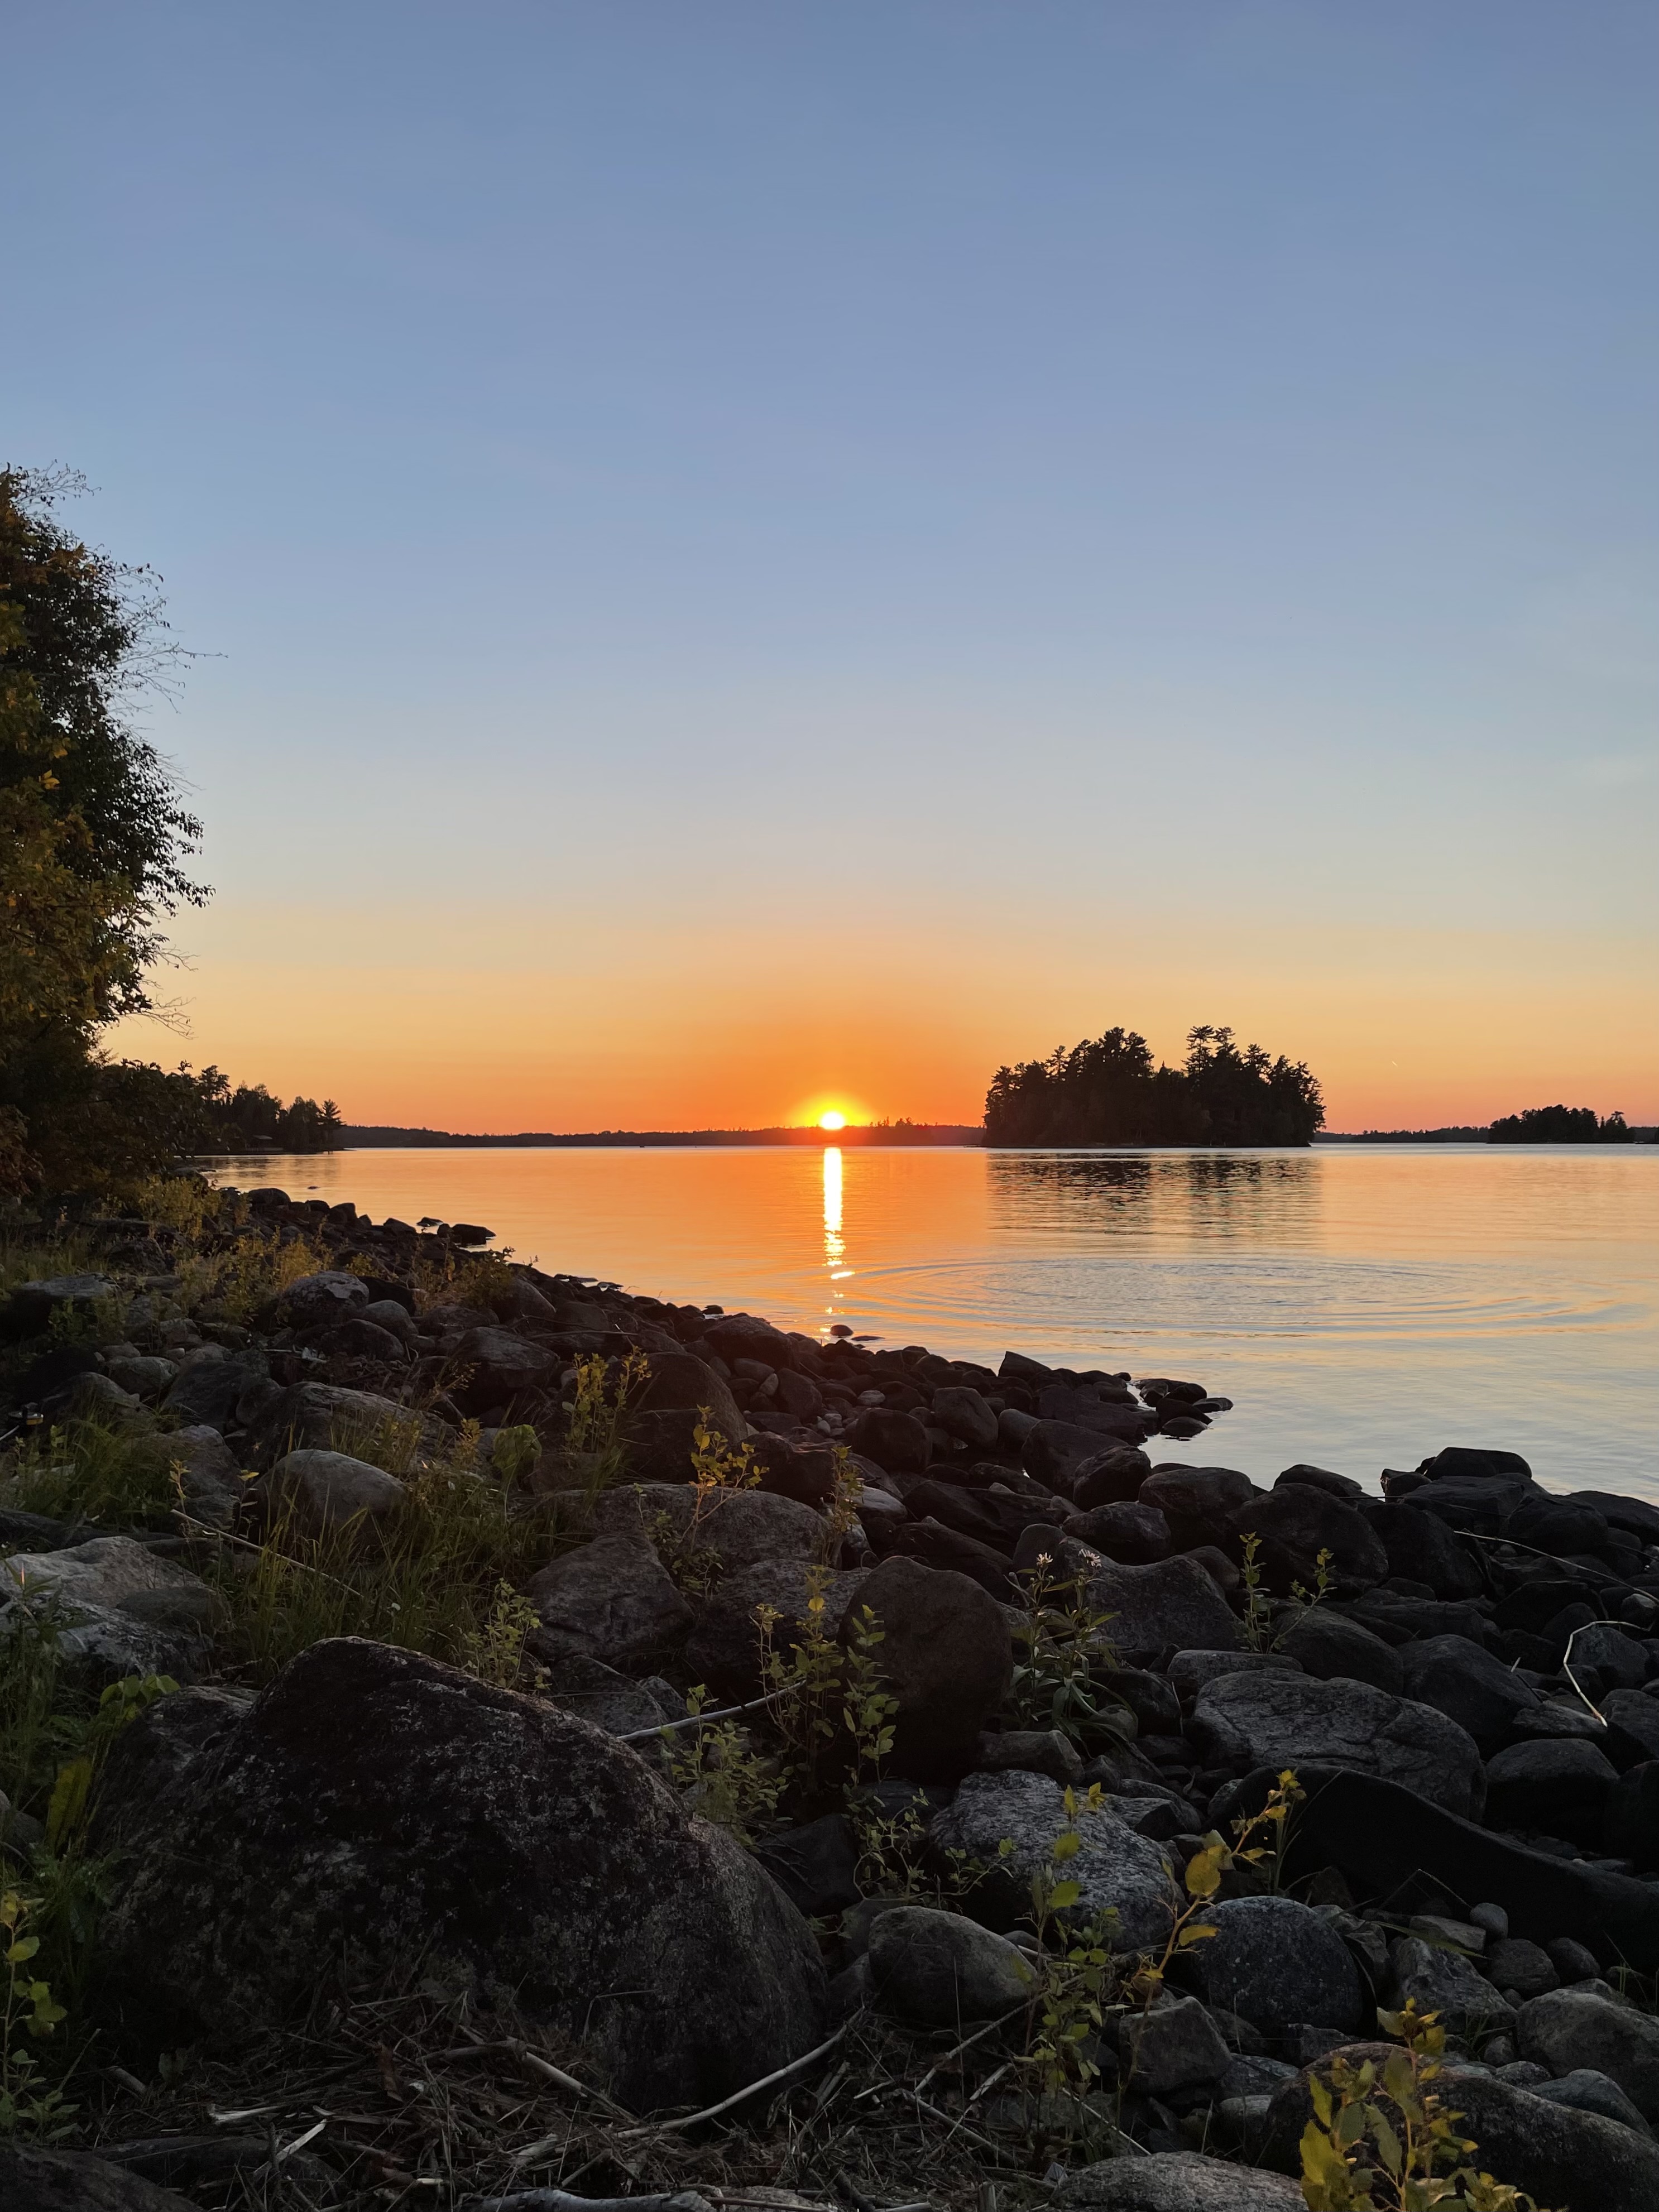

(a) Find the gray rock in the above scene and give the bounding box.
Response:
[1488,1938,1561,2002]
[163,1426,246,1528]
[930,1768,1179,1951]
[1224,1483,1389,1595]
[976,1729,1082,1784]
[842,1556,1012,1774]
[1485,1737,1618,1840]
[867,1903,1033,2024]
[244,1381,444,1471]
[541,1656,684,1739]
[631,1349,747,1444]
[596,1481,824,1573]
[1190,1671,1485,1818]
[1025,1419,1147,1492]
[161,1348,267,1430]
[1274,1607,1403,1695]
[1139,1465,1261,1544]
[1531,2067,1653,2136]
[1390,1935,1513,2035]
[103,1354,178,1400]
[93,1637,827,2114]
[1057,2152,1302,2209]
[1571,1623,1650,1692]
[1,1536,213,1684]
[847,1405,931,1474]
[1190,1897,1364,2036]
[1066,1500,1171,1563]
[1168,1649,1301,1704]
[931,1386,999,1451]
[1399,1633,1541,1753]
[1517,1987,1659,2118]
[265,1448,407,1537]
[274,1270,370,1329]
[1075,1551,1245,1655]
[1601,1688,1659,1767]
[526,1535,696,1671]
[1121,1992,1233,2093]
[0,2144,200,2211]
[58,1371,140,1418]
[1356,1498,1486,1600]
[684,1560,867,1697]
[359,1298,419,1343]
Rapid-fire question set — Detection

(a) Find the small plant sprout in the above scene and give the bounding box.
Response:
[1240,1533,1337,1653]
[456,1582,546,1693]
[1,1890,73,2137]
[1126,1770,1302,2013]
[1008,1553,1135,1752]
[663,1686,784,1845]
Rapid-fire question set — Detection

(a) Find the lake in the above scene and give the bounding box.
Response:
[204,1144,1659,1500]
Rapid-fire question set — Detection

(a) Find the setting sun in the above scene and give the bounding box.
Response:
[818,1110,846,1131]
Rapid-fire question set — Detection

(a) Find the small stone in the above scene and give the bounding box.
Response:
[1470,1901,1510,1941]
[975,1729,1083,1784]
[1518,1987,1659,2118]
[1532,2067,1653,2136]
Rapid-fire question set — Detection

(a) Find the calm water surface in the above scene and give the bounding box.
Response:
[206,1146,1658,1499]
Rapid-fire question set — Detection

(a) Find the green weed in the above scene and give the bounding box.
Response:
[1008,1554,1136,1752]
[0,1416,182,1527]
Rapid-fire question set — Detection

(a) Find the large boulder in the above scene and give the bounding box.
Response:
[1389,1935,1513,2036]
[1025,1420,1146,1493]
[0,1274,117,1341]
[842,1556,1011,1775]
[1357,1498,1485,1600]
[263,1448,407,1537]
[272,1270,370,1330]
[525,1536,695,1669]
[1224,1484,1388,1596]
[1076,1549,1244,1656]
[630,1350,747,1443]
[1188,1896,1365,2036]
[1067,1500,1171,1563]
[1399,1634,1541,1753]
[930,1768,1180,1951]
[93,1638,826,2113]
[1191,1673,1484,1818]
[931,1386,999,1452]
[1517,1988,1659,2119]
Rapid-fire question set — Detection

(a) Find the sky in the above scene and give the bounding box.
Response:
[6,1,1657,1133]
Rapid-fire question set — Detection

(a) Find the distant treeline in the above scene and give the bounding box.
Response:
[1330,1108,1653,1143]
[984,1025,1324,1148]
[1489,1105,1641,1144]
[337,1120,981,1149]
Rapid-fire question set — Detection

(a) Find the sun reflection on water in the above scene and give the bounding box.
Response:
[822,1144,846,1330]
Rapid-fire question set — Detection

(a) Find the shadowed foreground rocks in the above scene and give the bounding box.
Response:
[92,1637,827,2113]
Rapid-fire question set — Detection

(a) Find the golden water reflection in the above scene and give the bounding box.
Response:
[822,1145,850,1326]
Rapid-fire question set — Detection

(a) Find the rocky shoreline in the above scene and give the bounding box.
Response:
[4,1182,1659,2212]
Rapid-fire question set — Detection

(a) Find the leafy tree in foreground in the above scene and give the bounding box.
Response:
[1,466,208,1189]
[984,1023,1325,1147]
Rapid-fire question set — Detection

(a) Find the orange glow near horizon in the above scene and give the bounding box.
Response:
[113,902,1659,1136]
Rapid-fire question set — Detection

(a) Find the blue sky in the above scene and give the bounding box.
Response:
[7,2,1656,1127]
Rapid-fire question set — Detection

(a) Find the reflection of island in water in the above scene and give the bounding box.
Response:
[988,1150,1323,1247]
